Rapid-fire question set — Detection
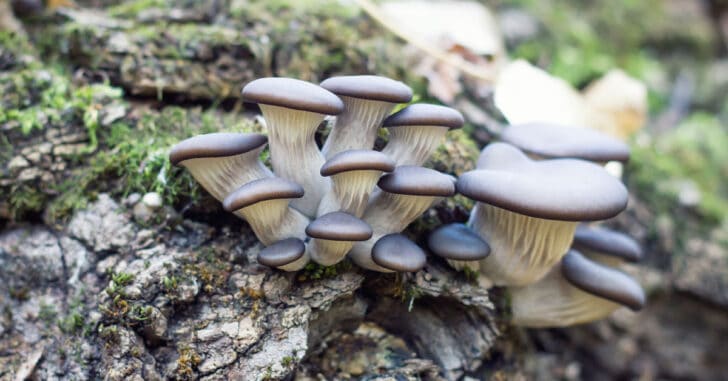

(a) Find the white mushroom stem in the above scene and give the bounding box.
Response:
[381,125,449,166]
[469,203,577,286]
[317,170,383,217]
[322,96,395,158]
[260,104,330,217]
[180,148,272,201]
[234,199,309,246]
[308,239,355,266]
[510,263,622,327]
[276,250,311,272]
[346,233,391,272]
[348,192,440,272]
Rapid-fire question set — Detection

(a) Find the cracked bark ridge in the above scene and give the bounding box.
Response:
[0,194,498,380]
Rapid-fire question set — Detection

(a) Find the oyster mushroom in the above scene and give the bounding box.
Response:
[320,75,413,158]
[498,122,631,163]
[349,166,455,271]
[258,238,309,272]
[381,104,464,166]
[317,149,396,217]
[306,211,373,266]
[169,133,272,201]
[457,143,628,286]
[242,77,344,217]
[510,250,645,327]
[223,177,309,246]
[497,122,630,177]
[572,224,642,266]
[371,233,427,272]
[427,223,491,271]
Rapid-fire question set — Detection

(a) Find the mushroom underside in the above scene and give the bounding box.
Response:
[322,97,395,158]
[469,203,577,286]
[180,151,272,201]
[509,264,623,327]
[260,104,330,217]
[382,125,449,166]
[234,199,309,246]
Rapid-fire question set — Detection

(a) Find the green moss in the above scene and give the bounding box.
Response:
[297,261,352,282]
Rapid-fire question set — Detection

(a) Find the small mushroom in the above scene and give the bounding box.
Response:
[242,77,344,217]
[510,250,645,327]
[258,238,309,272]
[427,223,491,271]
[169,133,272,201]
[320,75,413,158]
[498,122,631,163]
[457,142,628,286]
[317,149,396,217]
[381,104,464,166]
[371,233,427,272]
[348,166,455,271]
[223,177,310,246]
[306,211,373,266]
[572,224,642,266]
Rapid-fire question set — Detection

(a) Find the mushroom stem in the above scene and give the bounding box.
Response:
[317,170,383,217]
[346,233,393,272]
[261,104,330,217]
[277,250,310,271]
[509,263,623,327]
[307,239,355,266]
[365,192,440,233]
[322,96,395,158]
[234,200,309,246]
[348,193,440,272]
[469,203,577,286]
[181,152,272,201]
[382,125,449,166]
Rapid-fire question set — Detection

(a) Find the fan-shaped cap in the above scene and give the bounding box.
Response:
[371,234,427,272]
[223,177,304,212]
[383,104,464,129]
[242,77,344,115]
[561,250,645,310]
[320,75,413,103]
[320,150,396,176]
[573,225,642,263]
[500,122,630,162]
[169,133,268,165]
[458,143,627,221]
[257,238,306,267]
[378,166,455,197]
[427,223,491,261]
[305,212,373,241]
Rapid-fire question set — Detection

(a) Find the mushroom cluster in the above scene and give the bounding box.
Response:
[170,76,463,273]
[428,122,647,327]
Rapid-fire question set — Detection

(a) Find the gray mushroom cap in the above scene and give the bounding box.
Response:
[242,77,344,115]
[223,177,304,212]
[500,122,630,163]
[561,250,645,310]
[371,234,427,272]
[169,133,268,165]
[573,225,642,263]
[383,104,464,129]
[320,149,396,176]
[320,75,413,103]
[305,211,373,241]
[378,166,456,197]
[257,238,306,267]
[427,223,491,261]
[458,143,628,221]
